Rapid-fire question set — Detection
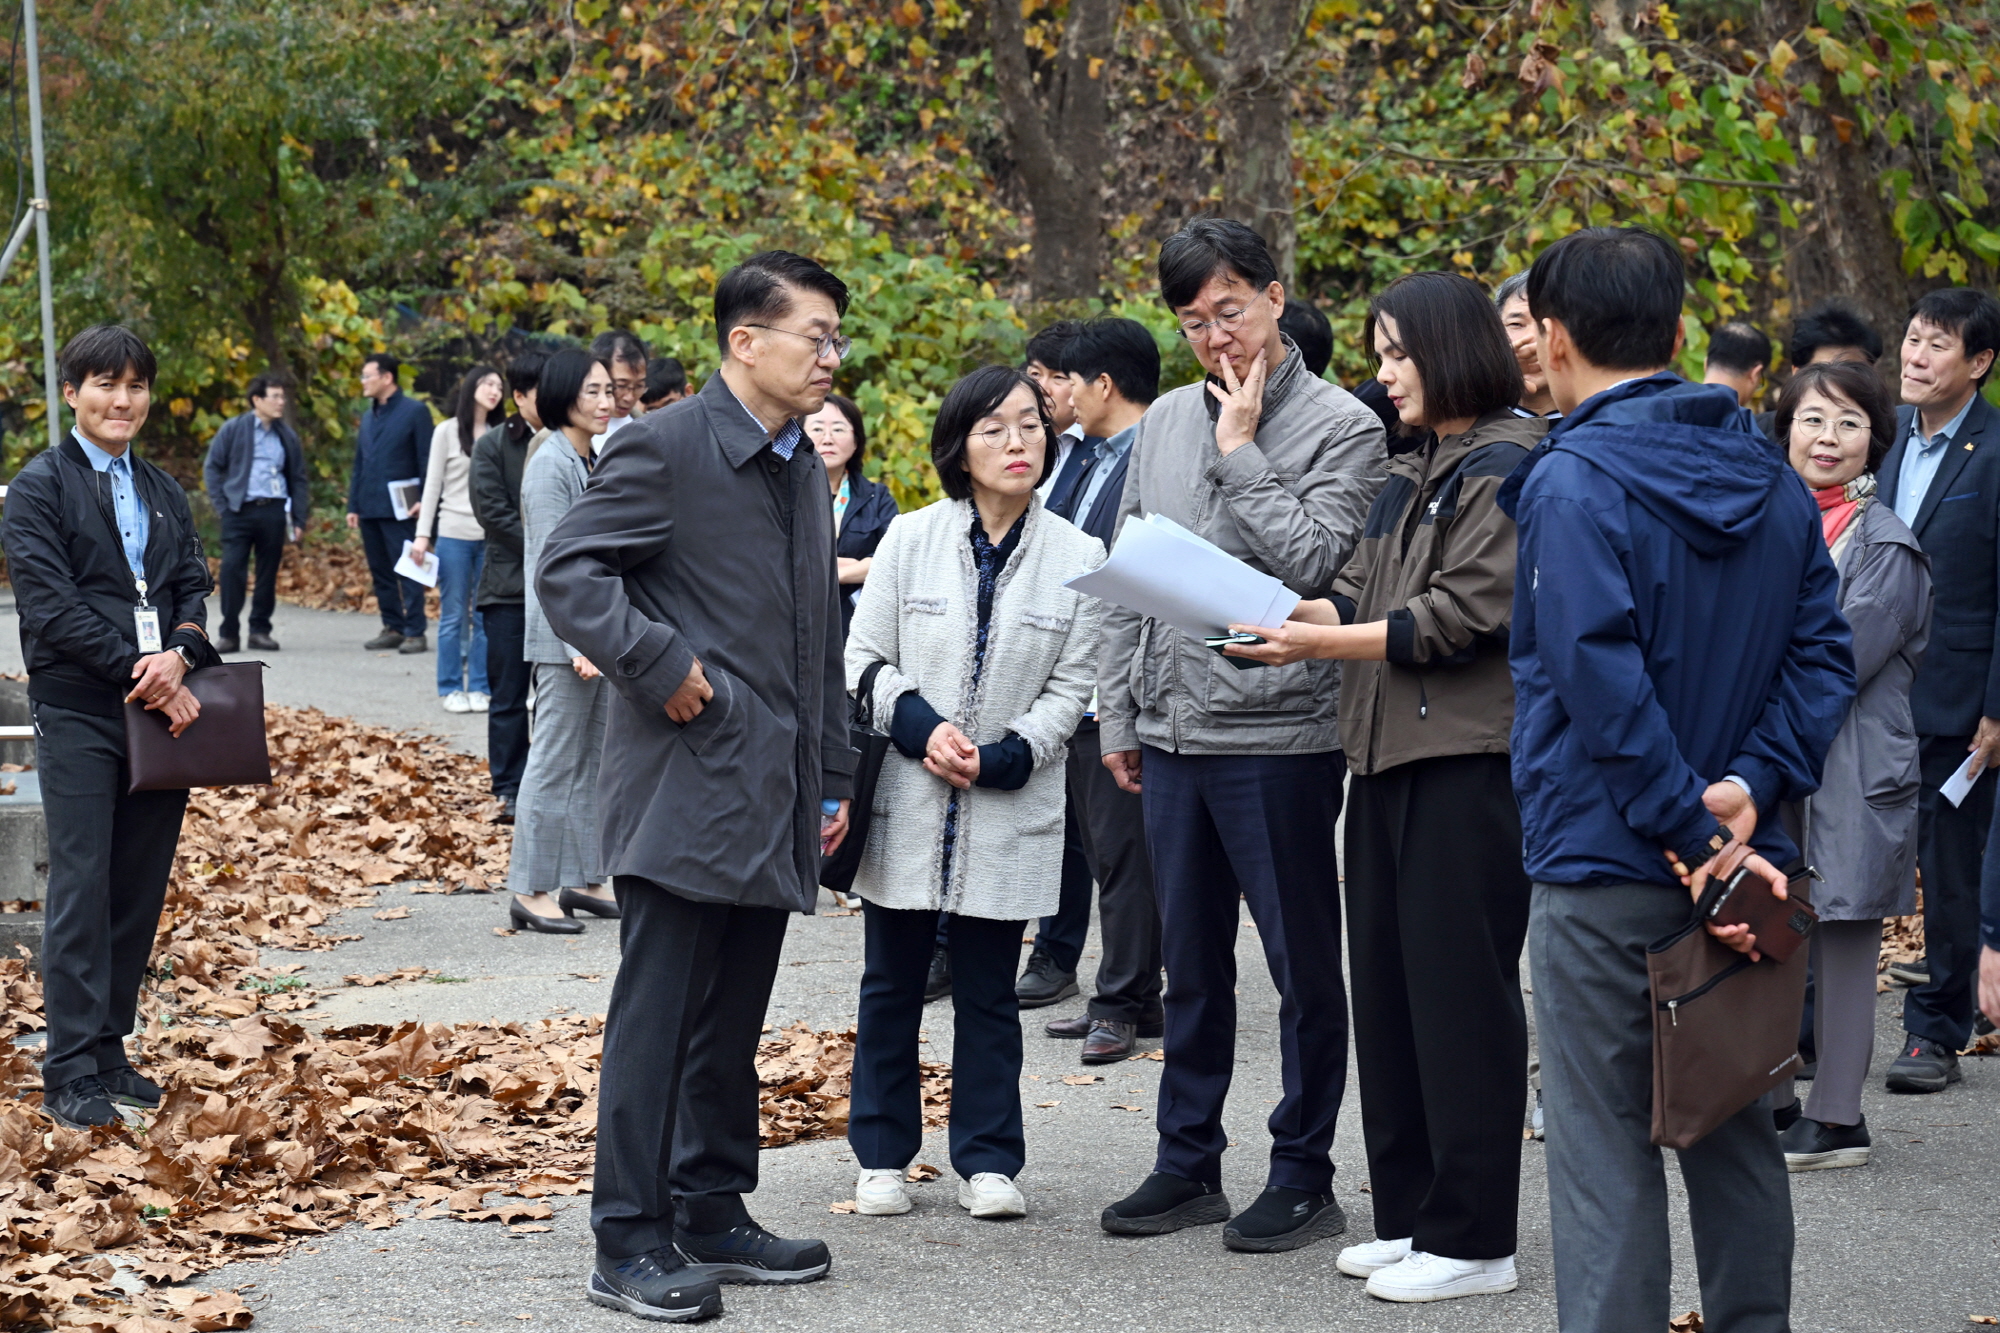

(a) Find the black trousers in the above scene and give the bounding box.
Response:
[850,903,1027,1180]
[1067,722,1162,1025]
[1344,753,1530,1259]
[1908,733,1992,1049]
[480,601,530,799]
[357,515,426,637]
[217,498,287,639]
[591,878,789,1257]
[34,702,189,1091]
[1032,798,1094,973]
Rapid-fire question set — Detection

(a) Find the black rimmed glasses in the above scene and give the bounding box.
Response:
[743,324,852,360]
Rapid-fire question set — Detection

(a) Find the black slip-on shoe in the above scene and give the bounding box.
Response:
[588,1250,723,1322]
[43,1075,122,1130]
[363,630,405,651]
[924,943,952,1003]
[98,1066,162,1110]
[560,887,622,919]
[1780,1114,1870,1171]
[1885,1034,1962,1094]
[1015,949,1079,1008]
[510,899,585,935]
[1772,1100,1803,1134]
[674,1223,830,1285]
[1101,1172,1231,1236]
[1222,1186,1347,1253]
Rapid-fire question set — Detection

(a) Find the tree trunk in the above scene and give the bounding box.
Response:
[988,0,1115,301]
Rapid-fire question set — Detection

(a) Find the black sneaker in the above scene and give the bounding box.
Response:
[1885,1033,1962,1094]
[363,630,405,651]
[587,1249,723,1322]
[924,943,952,1003]
[1015,949,1079,1009]
[1221,1185,1347,1253]
[99,1066,162,1110]
[1101,1171,1231,1236]
[674,1223,829,1285]
[1772,1100,1802,1134]
[1780,1114,1871,1171]
[43,1075,122,1130]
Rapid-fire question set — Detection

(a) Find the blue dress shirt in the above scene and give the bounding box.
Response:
[247,419,289,500]
[76,431,149,580]
[1893,393,1980,527]
[1068,424,1136,530]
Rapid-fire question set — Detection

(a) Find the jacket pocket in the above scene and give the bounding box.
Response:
[1019,611,1072,633]
[1203,651,1323,715]
[1858,709,1921,810]
[1130,619,1160,711]
[903,595,949,616]
[674,667,737,757]
[1938,621,1992,652]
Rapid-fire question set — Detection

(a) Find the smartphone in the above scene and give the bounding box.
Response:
[1704,864,1818,964]
[1204,631,1269,672]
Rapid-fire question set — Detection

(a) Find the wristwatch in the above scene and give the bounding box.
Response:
[1670,823,1736,879]
[172,645,196,673]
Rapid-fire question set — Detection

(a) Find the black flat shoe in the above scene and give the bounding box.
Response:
[1222,1186,1347,1253]
[510,899,585,934]
[1101,1172,1231,1236]
[560,887,622,919]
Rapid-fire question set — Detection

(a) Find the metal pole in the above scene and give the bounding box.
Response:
[21,0,57,449]
[0,202,37,284]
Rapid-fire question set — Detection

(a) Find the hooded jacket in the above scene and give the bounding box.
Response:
[1498,374,1856,887]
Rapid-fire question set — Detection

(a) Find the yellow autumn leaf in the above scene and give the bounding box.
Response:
[1767,39,1796,81]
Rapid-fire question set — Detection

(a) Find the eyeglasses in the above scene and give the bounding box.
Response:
[743,324,852,361]
[970,419,1047,449]
[1178,290,1268,343]
[1793,412,1869,440]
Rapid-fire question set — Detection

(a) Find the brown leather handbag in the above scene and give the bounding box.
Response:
[1645,849,1813,1150]
[124,661,273,793]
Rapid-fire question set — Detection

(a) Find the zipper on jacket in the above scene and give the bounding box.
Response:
[1656,956,1755,1021]
[1417,676,1428,720]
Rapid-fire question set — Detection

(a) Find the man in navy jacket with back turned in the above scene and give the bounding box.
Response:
[344,352,432,653]
[1500,227,1853,1332]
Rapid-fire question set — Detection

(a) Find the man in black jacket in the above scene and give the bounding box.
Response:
[344,352,433,652]
[470,352,546,819]
[203,374,310,653]
[1,325,222,1130]
[1876,287,2000,1094]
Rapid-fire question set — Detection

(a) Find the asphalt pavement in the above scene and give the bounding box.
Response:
[3,596,1998,1330]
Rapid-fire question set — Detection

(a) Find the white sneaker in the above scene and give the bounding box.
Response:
[1365,1251,1518,1302]
[854,1168,911,1216]
[442,690,472,714]
[1336,1236,1412,1277]
[956,1172,1026,1219]
[468,691,491,713]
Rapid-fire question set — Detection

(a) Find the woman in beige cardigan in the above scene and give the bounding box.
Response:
[413,365,503,713]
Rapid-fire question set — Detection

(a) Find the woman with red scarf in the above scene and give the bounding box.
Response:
[1773,358,1933,1172]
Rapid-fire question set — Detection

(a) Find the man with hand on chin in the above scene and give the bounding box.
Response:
[1093,219,1385,1253]
[537,251,858,1324]
[3,325,222,1131]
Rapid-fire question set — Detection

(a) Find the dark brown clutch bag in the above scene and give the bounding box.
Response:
[123,661,273,793]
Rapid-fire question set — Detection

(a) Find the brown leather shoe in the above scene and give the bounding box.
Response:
[1081,1019,1139,1064]
[1045,1013,1092,1039]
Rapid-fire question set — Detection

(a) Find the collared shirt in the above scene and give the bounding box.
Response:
[76,430,149,579]
[1892,393,1979,527]
[247,418,289,500]
[719,378,802,461]
[1036,423,1084,500]
[1068,424,1136,529]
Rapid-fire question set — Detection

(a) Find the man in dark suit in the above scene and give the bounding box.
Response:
[1876,286,2000,1094]
[343,352,433,653]
[203,375,310,653]
[1026,320,1097,517]
[537,251,856,1324]
[469,351,546,820]
[1035,317,1167,1061]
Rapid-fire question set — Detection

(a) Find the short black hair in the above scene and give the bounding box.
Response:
[1908,287,2000,386]
[820,392,868,478]
[536,348,611,435]
[931,365,1057,502]
[644,357,688,404]
[1277,300,1334,377]
[1493,272,1530,310]
[590,329,649,370]
[363,351,400,379]
[1365,272,1523,429]
[58,324,157,390]
[247,373,287,404]
[714,250,850,354]
[1773,358,1896,474]
[1525,226,1685,371]
[1062,318,1160,406]
[1706,321,1772,375]
[506,349,548,397]
[1158,218,1279,311]
[1788,302,1883,368]
[1024,320,1082,372]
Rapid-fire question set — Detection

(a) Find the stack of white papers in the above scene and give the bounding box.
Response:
[394,540,440,589]
[1064,514,1298,636]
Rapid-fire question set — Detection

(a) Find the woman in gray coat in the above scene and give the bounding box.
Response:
[1774,359,1932,1171]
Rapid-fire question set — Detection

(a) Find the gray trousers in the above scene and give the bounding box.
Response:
[1774,918,1883,1128]
[1531,879,1793,1333]
[507,662,606,895]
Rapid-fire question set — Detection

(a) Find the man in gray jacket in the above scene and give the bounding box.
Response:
[1095,219,1387,1252]
[537,251,857,1324]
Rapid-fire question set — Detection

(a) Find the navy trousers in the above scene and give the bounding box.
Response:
[851,903,1028,1181]
[1141,745,1348,1193]
[1031,797,1093,973]
[357,515,426,637]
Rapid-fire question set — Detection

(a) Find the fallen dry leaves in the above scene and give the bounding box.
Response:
[1670,1314,1704,1333]
[755,1023,947,1148]
[211,536,440,621]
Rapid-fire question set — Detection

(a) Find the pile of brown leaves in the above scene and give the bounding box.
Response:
[757,1023,947,1148]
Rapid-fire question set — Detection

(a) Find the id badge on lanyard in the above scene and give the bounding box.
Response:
[133,577,162,654]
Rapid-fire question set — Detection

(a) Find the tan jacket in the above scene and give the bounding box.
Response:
[1333,410,1546,775]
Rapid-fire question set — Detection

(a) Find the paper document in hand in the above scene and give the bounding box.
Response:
[386,477,422,517]
[1940,751,1985,808]
[1063,512,1298,637]
[394,540,440,589]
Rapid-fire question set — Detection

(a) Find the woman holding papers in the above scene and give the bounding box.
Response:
[506,350,622,934]
[413,365,503,714]
[1226,272,1544,1303]
[842,365,1104,1221]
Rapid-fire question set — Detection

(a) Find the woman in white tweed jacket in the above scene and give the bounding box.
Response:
[842,365,1104,1223]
